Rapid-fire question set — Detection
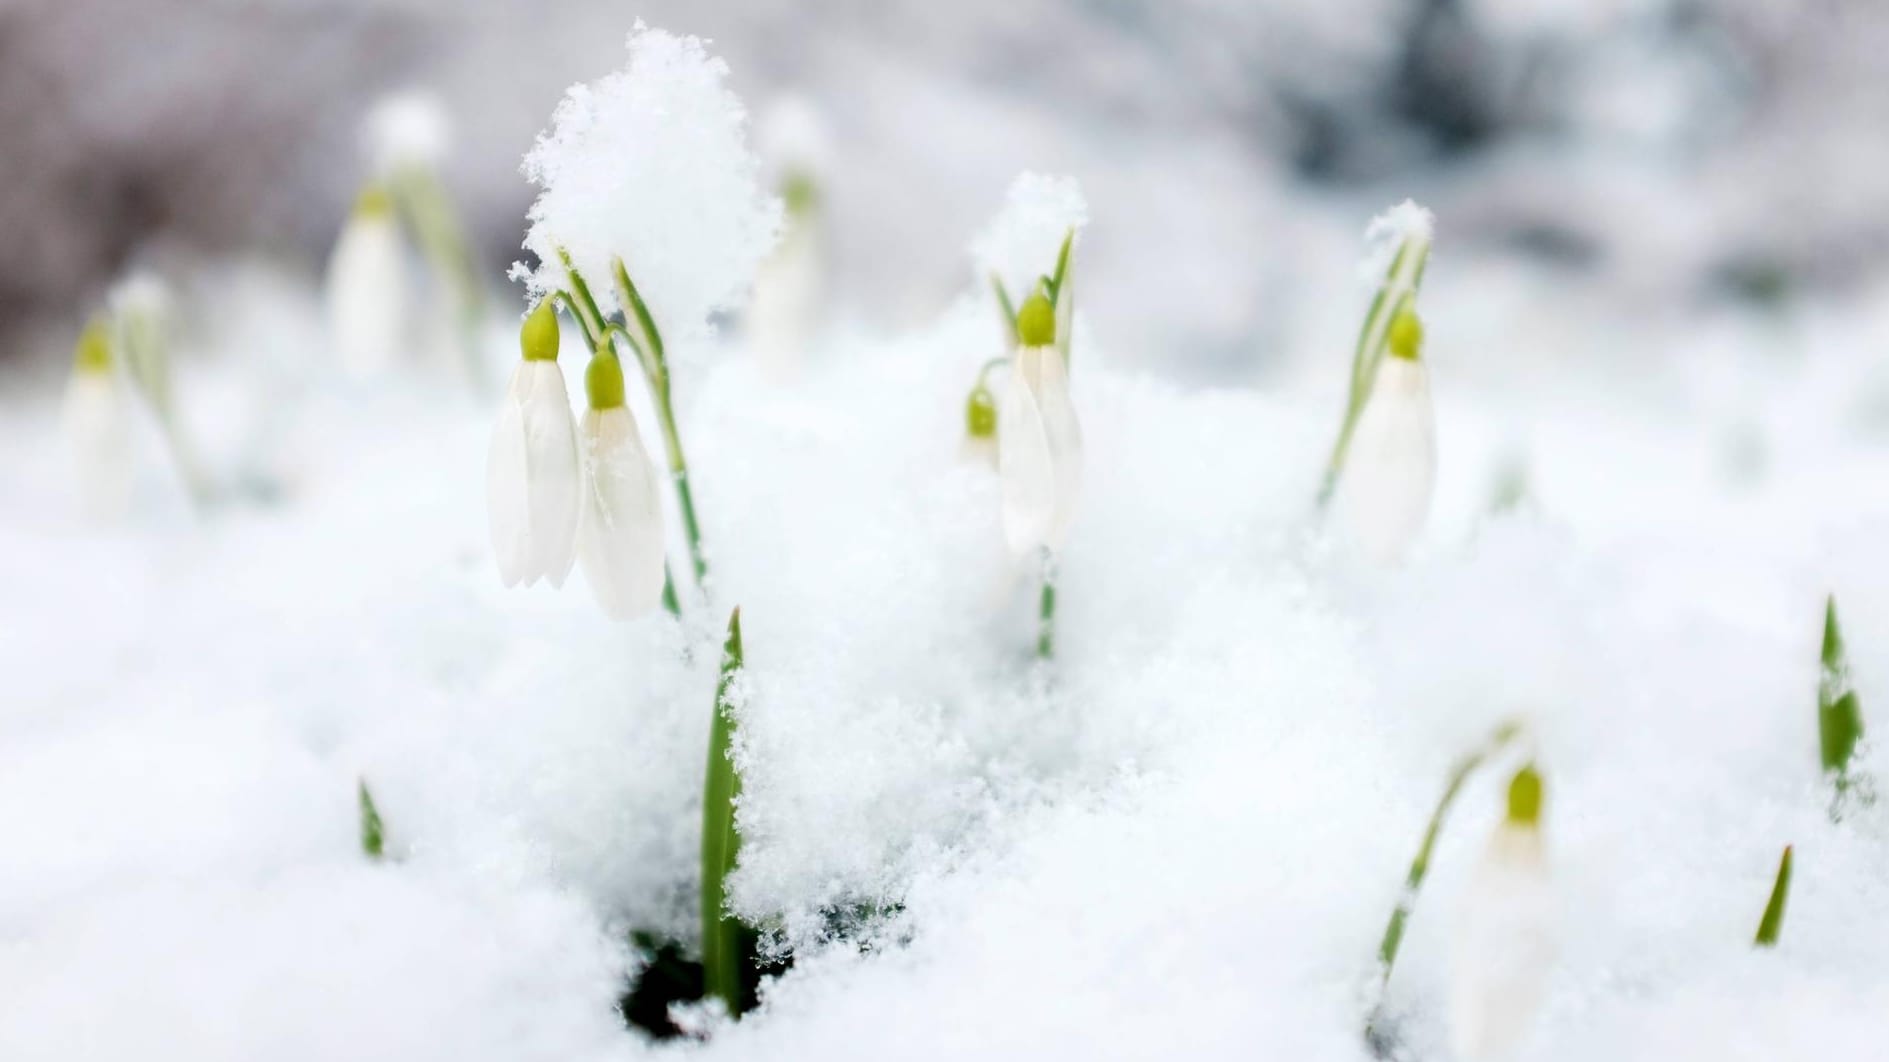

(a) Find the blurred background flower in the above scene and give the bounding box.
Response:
[4,0,1888,379]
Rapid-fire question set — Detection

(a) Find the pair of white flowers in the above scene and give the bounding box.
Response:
[486,302,667,619]
[996,291,1083,562]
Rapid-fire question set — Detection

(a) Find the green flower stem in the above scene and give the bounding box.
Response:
[389,166,485,386]
[1036,552,1058,660]
[1754,844,1793,947]
[1374,720,1522,984]
[1318,235,1431,508]
[611,259,710,593]
[701,608,751,1015]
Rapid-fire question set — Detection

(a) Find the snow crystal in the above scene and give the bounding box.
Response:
[1359,197,1436,286]
[969,172,1089,299]
[518,25,782,342]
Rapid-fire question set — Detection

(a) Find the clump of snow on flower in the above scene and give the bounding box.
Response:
[516,24,782,341]
[365,90,451,174]
[1359,197,1436,285]
[969,172,1089,298]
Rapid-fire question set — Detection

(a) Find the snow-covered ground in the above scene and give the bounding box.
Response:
[7,20,1889,1062]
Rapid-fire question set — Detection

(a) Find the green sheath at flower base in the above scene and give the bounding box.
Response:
[1507,763,1544,827]
[966,386,997,439]
[358,779,385,860]
[521,300,561,362]
[585,352,627,411]
[352,183,394,220]
[782,171,819,219]
[1386,308,1423,362]
[73,318,113,374]
[1819,595,1865,780]
[1016,293,1056,348]
[701,608,755,1017]
[1754,844,1792,947]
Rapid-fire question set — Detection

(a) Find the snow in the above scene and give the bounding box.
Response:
[517,25,782,343]
[8,18,1889,1062]
[969,173,1089,299]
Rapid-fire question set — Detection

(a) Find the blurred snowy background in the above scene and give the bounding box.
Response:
[7,4,1889,1061]
[8,0,1889,378]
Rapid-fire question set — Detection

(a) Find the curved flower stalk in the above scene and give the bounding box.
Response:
[109,274,208,505]
[1364,719,1522,1055]
[1449,763,1555,1062]
[1320,200,1434,506]
[63,318,133,519]
[486,302,580,588]
[576,351,667,620]
[326,184,407,380]
[1336,308,1435,563]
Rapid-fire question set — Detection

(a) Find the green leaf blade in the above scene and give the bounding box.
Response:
[1755,845,1793,947]
[701,607,749,1015]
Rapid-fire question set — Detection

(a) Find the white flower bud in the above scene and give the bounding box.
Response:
[63,341,132,520]
[486,357,580,589]
[1450,766,1555,1060]
[574,352,666,621]
[997,300,1082,558]
[326,186,406,379]
[1337,311,1434,563]
[747,218,824,378]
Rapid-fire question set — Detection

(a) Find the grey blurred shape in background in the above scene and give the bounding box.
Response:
[4,0,1888,374]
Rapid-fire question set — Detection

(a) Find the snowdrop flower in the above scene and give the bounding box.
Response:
[748,97,830,377]
[1337,308,1435,562]
[960,381,999,467]
[326,183,406,379]
[487,302,580,588]
[63,319,132,519]
[575,351,667,620]
[1450,764,1555,1061]
[998,293,1082,558]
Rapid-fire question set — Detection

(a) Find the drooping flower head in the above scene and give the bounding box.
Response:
[487,302,581,588]
[516,24,782,345]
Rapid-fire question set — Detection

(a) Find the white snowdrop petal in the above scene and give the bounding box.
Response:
[1033,346,1084,553]
[1339,357,1435,563]
[1450,827,1556,1061]
[62,372,132,519]
[997,355,1058,559]
[577,408,667,620]
[518,362,581,588]
[326,214,406,379]
[484,392,532,588]
[748,224,823,377]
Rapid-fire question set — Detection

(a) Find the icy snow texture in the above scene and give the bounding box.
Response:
[970,172,1089,300]
[1360,198,1436,287]
[517,25,782,343]
[9,224,1889,1061]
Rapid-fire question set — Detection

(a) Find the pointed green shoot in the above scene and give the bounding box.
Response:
[990,274,1019,349]
[701,607,750,1015]
[1820,596,1864,781]
[1754,844,1792,947]
[1051,228,1076,365]
[358,779,385,860]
